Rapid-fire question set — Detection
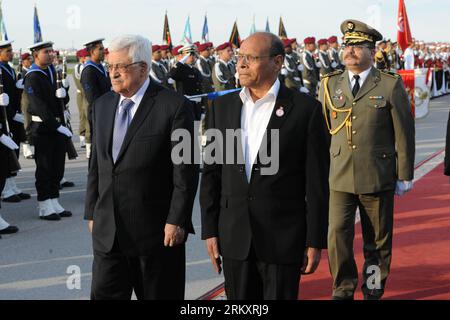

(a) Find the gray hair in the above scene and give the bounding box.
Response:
[109,34,152,73]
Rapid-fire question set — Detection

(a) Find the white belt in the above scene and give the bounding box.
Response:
[32,116,61,123]
[303,80,312,84]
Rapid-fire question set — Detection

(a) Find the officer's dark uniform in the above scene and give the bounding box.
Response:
[24,44,70,205]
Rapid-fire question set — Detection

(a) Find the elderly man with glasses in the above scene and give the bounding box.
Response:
[84,35,199,300]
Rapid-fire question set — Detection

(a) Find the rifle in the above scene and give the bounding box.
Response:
[56,68,78,160]
[17,49,23,80]
[0,68,21,174]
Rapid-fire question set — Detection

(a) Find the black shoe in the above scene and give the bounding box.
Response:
[2,195,22,203]
[60,181,75,189]
[332,295,354,300]
[17,193,31,200]
[0,225,19,234]
[59,211,72,218]
[40,213,61,221]
[363,294,381,300]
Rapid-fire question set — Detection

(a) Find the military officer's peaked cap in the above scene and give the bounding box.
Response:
[83,38,105,48]
[28,41,54,52]
[0,40,13,48]
[340,19,382,48]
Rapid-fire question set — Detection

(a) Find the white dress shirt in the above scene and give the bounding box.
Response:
[117,77,150,120]
[239,79,280,182]
[403,48,415,70]
[348,67,372,92]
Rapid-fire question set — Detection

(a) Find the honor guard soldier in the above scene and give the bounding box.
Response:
[328,36,344,70]
[150,44,173,88]
[212,42,236,91]
[280,38,309,93]
[168,43,203,120]
[24,41,73,221]
[19,52,35,159]
[80,38,111,158]
[375,39,390,71]
[195,42,215,94]
[302,37,321,96]
[74,48,89,149]
[319,19,415,300]
[318,38,334,78]
[0,40,30,203]
[160,45,171,72]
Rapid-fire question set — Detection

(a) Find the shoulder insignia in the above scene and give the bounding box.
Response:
[322,69,344,78]
[380,70,401,79]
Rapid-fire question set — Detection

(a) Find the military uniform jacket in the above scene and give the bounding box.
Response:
[0,62,26,142]
[0,107,10,179]
[24,64,70,134]
[282,54,303,90]
[375,50,390,70]
[302,51,320,86]
[329,48,344,70]
[319,67,415,194]
[196,56,215,93]
[80,61,111,112]
[150,61,171,88]
[319,51,334,78]
[168,62,203,96]
[212,60,236,91]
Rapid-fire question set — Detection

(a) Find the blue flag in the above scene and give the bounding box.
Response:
[182,16,192,44]
[34,5,43,43]
[201,14,209,43]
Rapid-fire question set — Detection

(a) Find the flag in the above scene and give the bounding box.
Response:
[249,15,256,35]
[278,17,287,39]
[181,16,193,44]
[0,1,9,41]
[229,21,241,48]
[162,11,172,49]
[265,18,270,33]
[201,14,209,43]
[397,0,412,51]
[34,4,43,43]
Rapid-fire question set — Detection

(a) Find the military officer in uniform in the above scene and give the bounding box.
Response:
[168,44,203,120]
[24,41,73,221]
[280,38,308,93]
[0,40,30,203]
[73,48,89,149]
[195,42,215,94]
[328,36,344,70]
[212,42,236,91]
[319,20,415,300]
[302,37,321,96]
[19,52,35,159]
[150,44,173,88]
[80,38,111,159]
[375,40,390,71]
[318,38,334,78]
[160,45,171,71]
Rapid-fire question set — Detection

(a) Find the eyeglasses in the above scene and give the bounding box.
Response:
[236,54,278,65]
[105,62,143,73]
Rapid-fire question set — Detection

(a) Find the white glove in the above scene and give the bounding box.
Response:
[395,180,413,196]
[168,78,175,85]
[188,97,202,103]
[57,125,73,138]
[281,68,288,76]
[0,134,19,150]
[13,113,25,124]
[331,62,338,69]
[315,61,322,68]
[300,86,310,94]
[16,79,24,89]
[0,93,9,107]
[56,88,67,99]
[62,78,70,89]
[297,64,304,72]
[235,72,239,81]
[64,110,71,122]
[180,53,190,64]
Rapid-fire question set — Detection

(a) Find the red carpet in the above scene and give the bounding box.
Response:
[300,162,450,300]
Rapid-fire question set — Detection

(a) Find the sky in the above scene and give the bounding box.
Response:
[1,0,449,50]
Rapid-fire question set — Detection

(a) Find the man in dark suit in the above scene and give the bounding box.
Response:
[200,32,330,300]
[84,35,198,300]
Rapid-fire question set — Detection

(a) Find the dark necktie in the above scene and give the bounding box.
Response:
[352,75,361,98]
[112,99,135,163]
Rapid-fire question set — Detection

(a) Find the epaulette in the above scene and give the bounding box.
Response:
[322,69,344,78]
[380,70,401,79]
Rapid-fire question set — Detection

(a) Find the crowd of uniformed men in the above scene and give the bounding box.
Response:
[0,32,449,238]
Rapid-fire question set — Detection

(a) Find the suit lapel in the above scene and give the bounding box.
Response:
[114,82,159,165]
[104,94,120,165]
[337,70,354,102]
[354,67,380,101]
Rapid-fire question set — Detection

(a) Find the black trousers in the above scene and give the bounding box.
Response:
[33,133,66,201]
[223,245,302,300]
[0,177,5,209]
[91,239,186,300]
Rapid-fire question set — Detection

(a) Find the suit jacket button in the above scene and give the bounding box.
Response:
[352,116,357,120]
[352,145,357,150]
[248,196,254,201]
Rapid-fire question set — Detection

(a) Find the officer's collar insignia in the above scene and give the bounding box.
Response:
[336,89,343,95]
